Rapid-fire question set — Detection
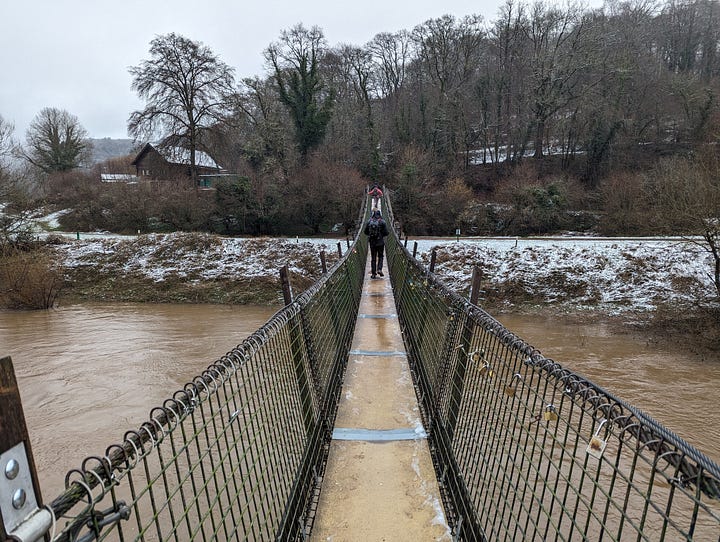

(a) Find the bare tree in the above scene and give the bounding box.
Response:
[411,14,485,162]
[367,30,414,160]
[0,115,16,192]
[645,153,720,300]
[22,108,91,173]
[523,1,599,158]
[484,0,530,164]
[323,44,379,175]
[368,31,412,99]
[128,33,236,185]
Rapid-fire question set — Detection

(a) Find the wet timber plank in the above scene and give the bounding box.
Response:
[311,259,451,541]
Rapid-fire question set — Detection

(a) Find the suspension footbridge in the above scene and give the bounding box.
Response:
[1,193,719,541]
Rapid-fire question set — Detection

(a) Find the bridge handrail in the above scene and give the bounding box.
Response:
[383,192,720,541]
[32,199,370,541]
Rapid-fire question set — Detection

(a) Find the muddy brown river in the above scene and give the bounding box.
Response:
[497,313,720,465]
[0,303,278,501]
[1,303,718,506]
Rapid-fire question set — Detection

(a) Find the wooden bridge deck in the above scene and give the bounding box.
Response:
[311,257,451,541]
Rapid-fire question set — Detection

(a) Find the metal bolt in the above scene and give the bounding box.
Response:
[5,458,20,480]
[12,488,27,509]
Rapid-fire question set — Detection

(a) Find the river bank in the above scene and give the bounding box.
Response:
[46,232,720,354]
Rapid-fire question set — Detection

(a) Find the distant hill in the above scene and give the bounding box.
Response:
[89,138,138,164]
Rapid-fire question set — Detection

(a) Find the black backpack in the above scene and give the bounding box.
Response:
[368,218,382,240]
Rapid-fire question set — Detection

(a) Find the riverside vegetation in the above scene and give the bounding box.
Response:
[1,230,717,357]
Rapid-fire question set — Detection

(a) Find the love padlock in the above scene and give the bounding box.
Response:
[586,418,608,459]
[543,405,558,422]
[470,349,485,363]
[504,373,522,396]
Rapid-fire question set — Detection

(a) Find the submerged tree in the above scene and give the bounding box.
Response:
[128,33,236,184]
[265,24,335,163]
[22,108,91,173]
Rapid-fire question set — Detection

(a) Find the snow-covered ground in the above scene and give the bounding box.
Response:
[408,236,715,313]
[15,206,715,311]
[55,234,345,284]
[46,230,718,314]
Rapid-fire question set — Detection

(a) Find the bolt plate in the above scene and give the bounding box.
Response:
[0,442,38,533]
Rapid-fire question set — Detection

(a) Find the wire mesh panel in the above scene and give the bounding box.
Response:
[384,197,720,542]
[42,230,368,542]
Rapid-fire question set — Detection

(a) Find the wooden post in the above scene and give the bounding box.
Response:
[0,356,47,539]
[346,237,350,249]
[320,251,327,274]
[469,266,482,305]
[404,235,408,248]
[280,266,293,305]
[336,242,342,258]
[429,249,437,273]
[447,265,483,441]
[412,241,418,259]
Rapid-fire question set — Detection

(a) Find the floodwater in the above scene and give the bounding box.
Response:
[0,303,277,501]
[497,313,720,466]
[1,303,718,508]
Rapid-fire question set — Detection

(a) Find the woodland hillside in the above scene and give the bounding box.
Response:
[1,0,719,240]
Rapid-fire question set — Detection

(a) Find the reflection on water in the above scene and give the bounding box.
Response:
[496,313,720,465]
[0,303,277,501]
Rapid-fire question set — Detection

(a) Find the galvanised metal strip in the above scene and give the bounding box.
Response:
[331,428,428,441]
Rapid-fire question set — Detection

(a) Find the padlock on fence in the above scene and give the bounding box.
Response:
[543,404,558,422]
[504,373,522,396]
[586,418,608,459]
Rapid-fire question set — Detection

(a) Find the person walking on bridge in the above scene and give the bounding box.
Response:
[368,182,383,211]
[364,209,389,279]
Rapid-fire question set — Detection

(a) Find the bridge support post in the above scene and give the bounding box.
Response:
[0,356,50,541]
[447,267,482,441]
[280,266,294,305]
[469,266,482,305]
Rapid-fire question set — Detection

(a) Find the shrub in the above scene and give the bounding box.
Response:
[0,248,63,309]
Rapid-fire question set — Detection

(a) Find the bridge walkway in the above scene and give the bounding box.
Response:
[311,257,452,541]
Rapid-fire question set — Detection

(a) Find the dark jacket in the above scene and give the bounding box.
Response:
[364,211,389,247]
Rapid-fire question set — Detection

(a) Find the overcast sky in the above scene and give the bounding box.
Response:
[1,0,600,141]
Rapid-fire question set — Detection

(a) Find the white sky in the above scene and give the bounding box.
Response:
[1,0,602,141]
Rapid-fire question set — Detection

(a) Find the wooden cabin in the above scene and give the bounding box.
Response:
[131,143,222,182]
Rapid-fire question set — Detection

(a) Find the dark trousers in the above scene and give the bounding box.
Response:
[370,244,385,275]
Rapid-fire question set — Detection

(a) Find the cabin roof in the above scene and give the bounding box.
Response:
[131,143,220,169]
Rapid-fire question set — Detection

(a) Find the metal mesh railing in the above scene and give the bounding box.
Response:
[383,195,720,541]
[40,215,368,541]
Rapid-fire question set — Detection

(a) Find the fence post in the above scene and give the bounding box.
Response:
[413,241,418,259]
[279,269,315,436]
[0,356,51,540]
[319,251,327,274]
[447,266,482,442]
[469,266,482,305]
[336,242,342,258]
[429,249,437,273]
[280,266,294,305]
